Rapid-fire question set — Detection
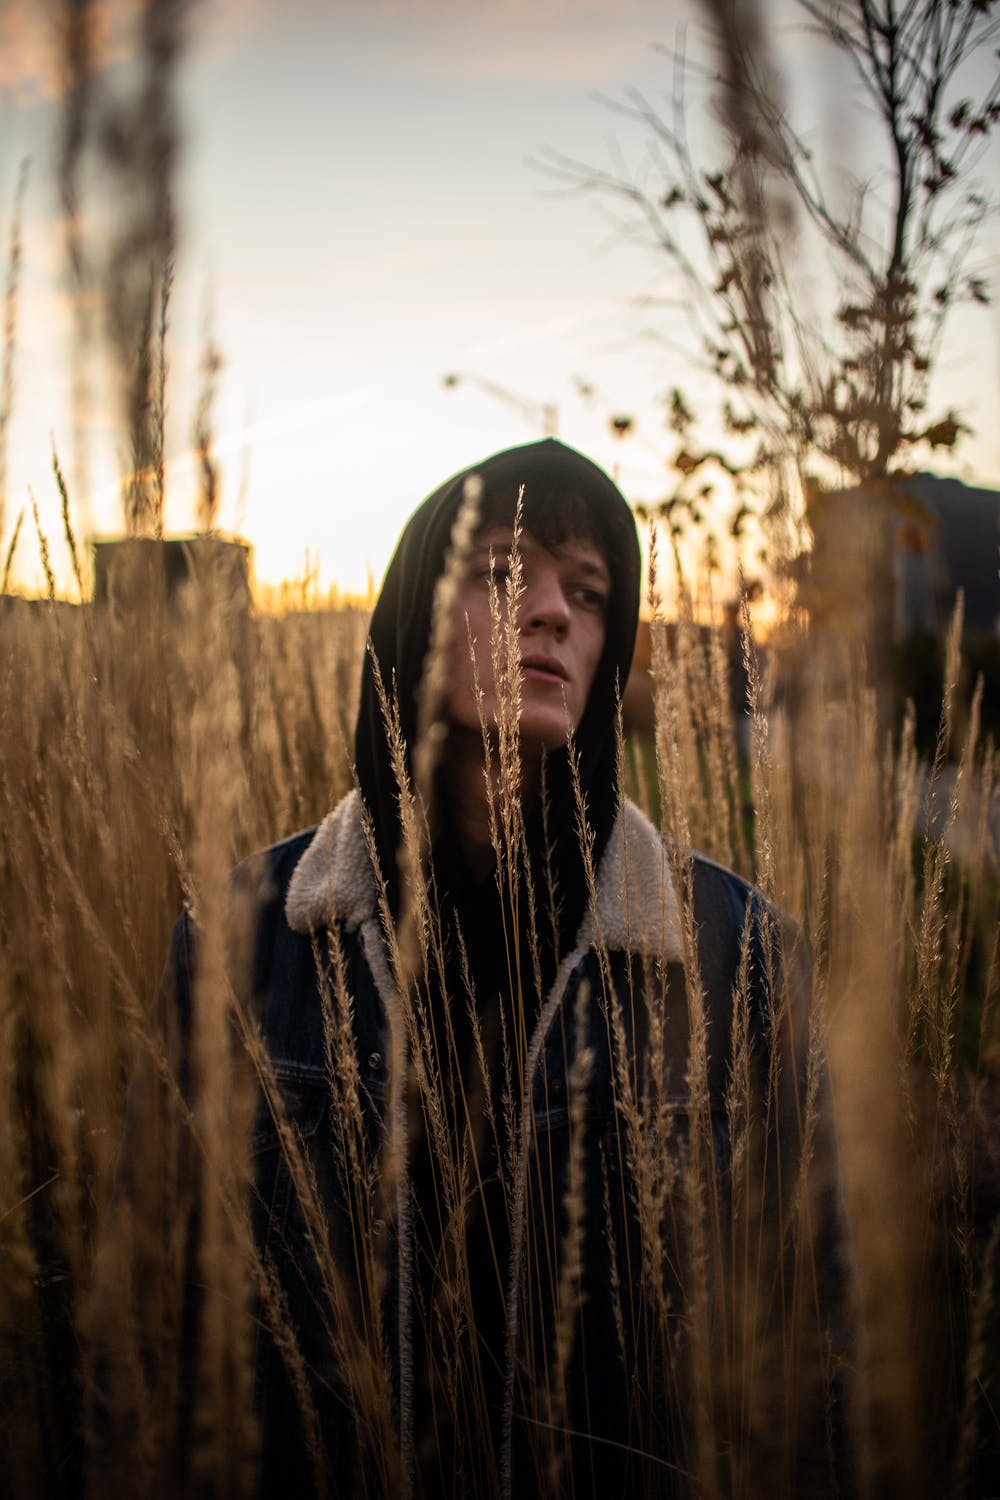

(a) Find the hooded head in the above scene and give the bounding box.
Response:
[354,437,641,956]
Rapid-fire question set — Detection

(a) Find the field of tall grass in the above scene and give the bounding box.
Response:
[0,532,997,1496]
[2,0,998,1483]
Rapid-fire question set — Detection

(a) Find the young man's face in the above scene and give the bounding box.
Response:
[446,525,610,750]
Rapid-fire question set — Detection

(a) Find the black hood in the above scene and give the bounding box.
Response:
[354,437,641,955]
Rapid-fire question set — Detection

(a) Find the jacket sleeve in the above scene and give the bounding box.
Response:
[684,857,854,1497]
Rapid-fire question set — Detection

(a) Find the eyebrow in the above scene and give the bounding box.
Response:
[467,530,516,558]
[468,532,611,583]
[564,553,611,584]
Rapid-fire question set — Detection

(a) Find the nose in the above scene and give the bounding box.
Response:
[519,568,570,637]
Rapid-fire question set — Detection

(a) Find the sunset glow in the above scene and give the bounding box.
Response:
[2,0,998,602]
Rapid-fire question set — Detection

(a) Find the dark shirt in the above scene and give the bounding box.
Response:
[409,858,534,1495]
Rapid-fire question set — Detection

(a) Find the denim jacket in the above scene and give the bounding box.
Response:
[157,792,845,1499]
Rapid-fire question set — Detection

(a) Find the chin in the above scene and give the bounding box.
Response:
[517,712,577,753]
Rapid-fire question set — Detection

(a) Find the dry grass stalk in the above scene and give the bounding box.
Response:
[0,159,28,551]
[0,479,997,1496]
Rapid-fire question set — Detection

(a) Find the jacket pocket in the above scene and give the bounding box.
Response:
[250,1061,387,1265]
[251,1062,329,1153]
[250,1064,332,1259]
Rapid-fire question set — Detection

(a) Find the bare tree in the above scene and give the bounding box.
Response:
[540,0,1000,574]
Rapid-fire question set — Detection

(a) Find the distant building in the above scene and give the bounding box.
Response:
[894,473,1000,638]
[802,472,1000,643]
[92,535,251,613]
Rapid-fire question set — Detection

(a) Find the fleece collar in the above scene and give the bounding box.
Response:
[285,789,683,962]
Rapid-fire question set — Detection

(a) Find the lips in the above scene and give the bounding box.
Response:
[519,653,569,683]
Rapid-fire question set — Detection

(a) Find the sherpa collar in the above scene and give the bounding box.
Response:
[285,789,683,962]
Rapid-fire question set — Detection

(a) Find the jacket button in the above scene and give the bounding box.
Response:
[367,1051,383,1072]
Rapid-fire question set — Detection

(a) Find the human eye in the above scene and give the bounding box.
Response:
[571,581,609,612]
[469,550,504,584]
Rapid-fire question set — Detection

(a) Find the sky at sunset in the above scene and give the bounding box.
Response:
[2,0,999,600]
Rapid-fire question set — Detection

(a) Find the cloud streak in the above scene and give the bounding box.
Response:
[469,301,621,359]
[90,381,384,510]
[0,0,142,103]
[200,0,671,84]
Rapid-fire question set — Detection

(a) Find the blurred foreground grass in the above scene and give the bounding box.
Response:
[0,556,997,1497]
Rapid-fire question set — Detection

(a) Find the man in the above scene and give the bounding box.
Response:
[118,438,846,1497]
